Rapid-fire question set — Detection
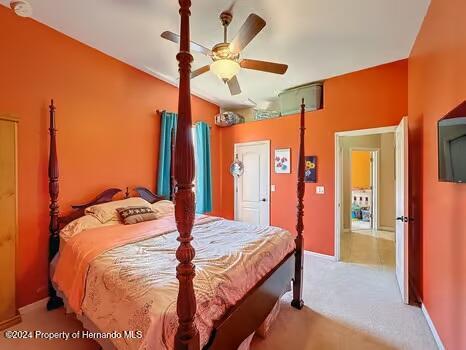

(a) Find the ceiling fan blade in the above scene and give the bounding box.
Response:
[226,0,238,14]
[161,31,212,56]
[191,65,210,79]
[240,59,288,74]
[227,75,241,95]
[229,14,266,54]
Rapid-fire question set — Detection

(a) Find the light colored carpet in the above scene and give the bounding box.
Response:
[252,254,436,350]
[1,254,436,350]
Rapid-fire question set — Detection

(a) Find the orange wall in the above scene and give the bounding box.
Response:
[0,7,219,307]
[351,151,371,189]
[220,60,408,254]
[408,0,466,348]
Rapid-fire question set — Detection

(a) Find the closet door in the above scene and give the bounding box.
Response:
[0,117,20,329]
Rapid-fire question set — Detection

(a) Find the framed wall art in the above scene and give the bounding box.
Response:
[274,148,291,174]
[304,155,317,182]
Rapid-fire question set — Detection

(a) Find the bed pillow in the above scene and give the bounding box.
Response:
[85,197,151,223]
[116,206,160,225]
[151,200,175,217]
[60,215,104,241]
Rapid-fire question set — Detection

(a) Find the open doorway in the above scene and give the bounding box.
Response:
[350,149,377,231]
[335,122,410,304]
[340,135,395,270]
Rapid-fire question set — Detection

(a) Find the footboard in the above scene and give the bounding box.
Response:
[204,252,295,350]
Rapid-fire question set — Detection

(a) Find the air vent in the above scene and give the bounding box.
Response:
[279,82,323,116]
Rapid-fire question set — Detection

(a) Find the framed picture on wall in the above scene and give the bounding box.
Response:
[305,156,317,182]
[274,148,291,174]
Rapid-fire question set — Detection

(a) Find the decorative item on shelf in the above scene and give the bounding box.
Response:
[230,154,244,177]
[215,111,245,127]
[304,156,317,182]
[274,148,291,174]
[254,109,281,121]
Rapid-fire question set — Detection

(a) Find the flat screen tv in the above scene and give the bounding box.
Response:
[438,101,466,183]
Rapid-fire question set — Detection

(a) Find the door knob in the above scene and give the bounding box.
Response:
[396,216,414,223]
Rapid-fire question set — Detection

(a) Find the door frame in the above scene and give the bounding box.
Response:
[334,125,397,261]
[348,147,379,232]
[234,140,271,225]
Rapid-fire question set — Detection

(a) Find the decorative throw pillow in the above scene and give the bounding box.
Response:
[85,197,151,223]
[116,206,160,225]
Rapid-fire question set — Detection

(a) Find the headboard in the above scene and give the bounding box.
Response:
[134,186,165,204]
[58,186,165,229]
[58,188,122,228]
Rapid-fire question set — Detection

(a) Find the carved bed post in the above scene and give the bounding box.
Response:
[174,1,200,349]
[46,99,64,310]
[291,99,305,310]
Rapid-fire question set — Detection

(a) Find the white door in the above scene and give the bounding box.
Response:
[234,141,270,225]
[395,117,409,303]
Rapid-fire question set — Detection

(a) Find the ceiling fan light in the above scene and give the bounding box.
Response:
[210,59,240,81]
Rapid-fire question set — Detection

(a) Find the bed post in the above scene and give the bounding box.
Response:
[174,1,200,350]
[291,99,305,310]
[46,99,64,311]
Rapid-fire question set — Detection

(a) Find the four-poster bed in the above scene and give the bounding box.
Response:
[46,1,305,349]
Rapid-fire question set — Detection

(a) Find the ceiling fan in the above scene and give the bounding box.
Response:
[161,9,288,96]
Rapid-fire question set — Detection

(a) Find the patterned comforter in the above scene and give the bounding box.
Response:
[55,216,295,350]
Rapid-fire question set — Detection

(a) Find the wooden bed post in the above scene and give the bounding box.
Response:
[174,1,200,349]
[291,99,305,310]
[46,100,64,311]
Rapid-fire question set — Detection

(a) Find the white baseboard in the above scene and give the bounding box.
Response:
[378,226,395,232]
[421,303,445,350]
[304,250,337,261]
[18,297,48,315]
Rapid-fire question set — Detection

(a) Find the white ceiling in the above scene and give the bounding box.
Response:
[1,0,430,108]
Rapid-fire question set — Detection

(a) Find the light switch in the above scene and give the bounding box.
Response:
[316,186,325,194]
[271,184,276,192]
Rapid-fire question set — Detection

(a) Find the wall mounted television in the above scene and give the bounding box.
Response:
[438,101,466,183]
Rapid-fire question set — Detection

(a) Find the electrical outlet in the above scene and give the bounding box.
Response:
[271,185,276,192]
[316,186,325,194]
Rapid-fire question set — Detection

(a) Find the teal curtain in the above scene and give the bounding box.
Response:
[157,111,177,198]
[194,122,212,213]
